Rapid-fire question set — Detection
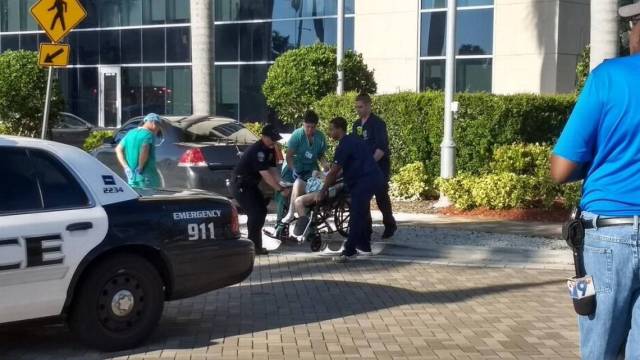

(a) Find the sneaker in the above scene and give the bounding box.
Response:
[333,253,357,263]
[356,248,374,256]
[382,224,397,239]
[255,248,269,256]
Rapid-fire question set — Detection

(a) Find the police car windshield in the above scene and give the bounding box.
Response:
[180,120,257,144]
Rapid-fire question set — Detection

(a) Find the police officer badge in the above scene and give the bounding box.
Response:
[257,151,265,162]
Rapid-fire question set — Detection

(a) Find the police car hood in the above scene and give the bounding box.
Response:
[136,187,228,201]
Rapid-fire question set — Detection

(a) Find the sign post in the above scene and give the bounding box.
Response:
[30,0,86,139]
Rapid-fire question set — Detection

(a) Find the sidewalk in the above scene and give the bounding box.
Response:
[254,211,574,271]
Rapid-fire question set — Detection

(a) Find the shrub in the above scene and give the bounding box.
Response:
[390,162,435,200]
[0,121,10,135]
[491,143,551,177]
[575,45,590,93]
[244,122,264,137]
[263,44,376,125]
[83,130,114,152]
[0,51,64,137]
[437,144,581,210]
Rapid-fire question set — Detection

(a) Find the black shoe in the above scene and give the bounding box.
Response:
[255,248,269,256]
[382,224,397,239]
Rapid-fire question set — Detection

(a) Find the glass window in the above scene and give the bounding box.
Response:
[59,68,79,116]
[142,28,165,63]
[166,67,191,115]
[121,29,142,63]
[457,9,493,55]
[166,27,190,63]
[143,0,166,25]
[77,68,99,124]
[167,0,190,23]
[0,148,42,214]
[420,9,493,57]
[24,0,38,31]
[123,0,143,26]
[239,64,268,122]
[1,35,19,52]
[100,0,123,27]
[19,34,38,52]
[142,67,166,114]
[420,58,492,92]
[421,0,493,9]
[31,150,90,210]
[271,18,339,60]
[1,0,21,32]
[122,67,143,121]
[215,65,239,120]
[78,31,100,65]
[215,0,355,22]
[214,23,240,62]
[420,11,447,57]
[79,0,99,29]
[61,114,89,128]
[101,30,121,64]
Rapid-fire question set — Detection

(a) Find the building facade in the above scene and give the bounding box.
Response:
[0,0,589,127]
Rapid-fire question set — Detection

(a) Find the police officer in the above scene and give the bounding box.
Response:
[352,93,397,239]
[316,117,384,262]
[233,124,290,255]
[551,4,640,358]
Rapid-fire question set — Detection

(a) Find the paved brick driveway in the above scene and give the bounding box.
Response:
[0,255,579,360]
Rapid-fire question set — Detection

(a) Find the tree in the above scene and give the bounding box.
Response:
[0,51,64,137]
[262,43,377,125]
[575,45,590,93]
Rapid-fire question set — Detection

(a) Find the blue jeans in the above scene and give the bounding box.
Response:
[579,212,640,359]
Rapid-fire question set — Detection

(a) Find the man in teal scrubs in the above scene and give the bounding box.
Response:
[115,113,162,189]
[281,110,330,224]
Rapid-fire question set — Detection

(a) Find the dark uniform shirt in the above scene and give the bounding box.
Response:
[334,134,383,189]
[352,114,391,177]
[233,140,276,187]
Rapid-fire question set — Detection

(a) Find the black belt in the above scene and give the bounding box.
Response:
[582,217,637,229]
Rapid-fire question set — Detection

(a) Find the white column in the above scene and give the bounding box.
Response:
[590,0,618,70]
[190,0,214,115]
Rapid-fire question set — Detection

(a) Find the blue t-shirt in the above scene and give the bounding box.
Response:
[334,134,382,188]
[554,54,640,216]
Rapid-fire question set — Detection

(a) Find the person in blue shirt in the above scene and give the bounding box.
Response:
[352,93,397,239]
[551,4,640,358]
[317,117,384,262]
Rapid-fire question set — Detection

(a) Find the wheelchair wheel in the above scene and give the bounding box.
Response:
[334,197,350,238]
[309,233,326,252]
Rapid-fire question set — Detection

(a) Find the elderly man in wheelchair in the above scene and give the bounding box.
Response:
[267,170,351,252]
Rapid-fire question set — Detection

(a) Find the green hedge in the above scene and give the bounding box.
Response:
[313,91,576,179]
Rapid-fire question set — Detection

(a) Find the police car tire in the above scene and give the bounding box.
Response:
[68,254,164,351]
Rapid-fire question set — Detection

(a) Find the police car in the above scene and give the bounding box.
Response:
[0,136,254,351]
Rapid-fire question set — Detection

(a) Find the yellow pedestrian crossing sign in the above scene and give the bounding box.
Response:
[30,0,87,43]
[38,43,70,67]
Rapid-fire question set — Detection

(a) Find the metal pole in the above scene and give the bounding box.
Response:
[441,0,457,179]
[336,0,345,95]
[41,67,54,140]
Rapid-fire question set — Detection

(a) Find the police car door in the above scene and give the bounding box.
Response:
[0,147,107,323]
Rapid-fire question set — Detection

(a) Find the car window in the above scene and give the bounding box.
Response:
[0,147,43,214]
[62,115,89,129]
[30,150,90,210]
[181,120,257,143]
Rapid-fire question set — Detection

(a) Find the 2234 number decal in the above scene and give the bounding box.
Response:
[188,222,216,241]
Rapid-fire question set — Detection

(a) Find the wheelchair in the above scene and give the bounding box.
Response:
[269,180,351,252]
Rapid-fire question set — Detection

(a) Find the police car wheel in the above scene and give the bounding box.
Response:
[68,254,164,351]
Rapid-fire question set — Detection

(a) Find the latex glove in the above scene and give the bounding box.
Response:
[124,167,133,182]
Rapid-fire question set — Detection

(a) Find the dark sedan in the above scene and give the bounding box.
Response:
[92,115,258,197]
[50,112,111,148]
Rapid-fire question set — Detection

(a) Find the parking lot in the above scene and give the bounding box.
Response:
[1,253,579,360]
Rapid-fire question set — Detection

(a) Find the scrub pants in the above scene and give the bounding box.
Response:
[344,175,384,256]
[234,184,267,250]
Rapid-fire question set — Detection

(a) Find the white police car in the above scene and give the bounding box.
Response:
[0,136,255,351]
